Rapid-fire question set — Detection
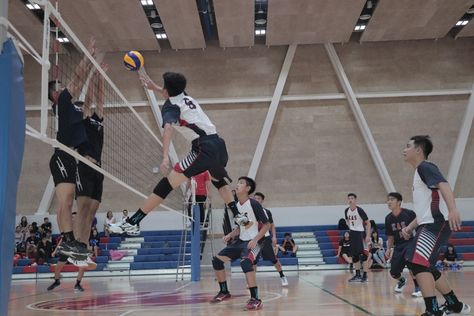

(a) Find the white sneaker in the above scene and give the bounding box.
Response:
[108,222,140,236]
[280,276,288,287]
[67,257,88,267]
[394,278,406,293]
[411,288,423,297]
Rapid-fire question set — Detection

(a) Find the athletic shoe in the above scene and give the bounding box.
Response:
[67,256,97,269]
[420,312,447,316]
[412,287,423,297]
[47,279,60,291]
[394,278,406,293]
[74,283,84,292]
[108,222,140,236]
[280,276,288,286]
[244,298,263,310]
[57,240,89,260]
[234,213,249,226]
[348,275,361,283]
[209,292,231,303]
[360,275,368,283]
[441,302,471,314]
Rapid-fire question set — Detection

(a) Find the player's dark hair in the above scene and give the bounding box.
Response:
[388,192,403,201]
[238,176,256,195]
[284,232,291,237]
[162,72,186,97]
[410,135,433,159]
[347,193,357,199]
[48,80,61,102]
[254,192,265,200]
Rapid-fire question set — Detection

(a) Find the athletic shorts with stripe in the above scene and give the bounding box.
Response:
[75,162,104,202]
[174,134,230,182]
[218,239,261,263]
[405,221,451,268]
[390,242,410,277]
[49,149,77,186]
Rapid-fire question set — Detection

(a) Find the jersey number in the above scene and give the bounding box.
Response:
[184,98,196,109]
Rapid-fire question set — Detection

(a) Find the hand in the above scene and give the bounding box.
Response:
[87,37,96,57]
[139,71,155,90]
[248,239,257,250]
[272,237,277,247]
[448,209,462,231]
[159,158,170,176]
[222,234,232,243]
[401,227,412,240]
[100,62,109,73]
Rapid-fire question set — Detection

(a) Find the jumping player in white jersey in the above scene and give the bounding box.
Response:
[345,193,371,283]
[401,135,470,316]
[109,71,249,236]
[253,192,288,286]
[210,177,270,310]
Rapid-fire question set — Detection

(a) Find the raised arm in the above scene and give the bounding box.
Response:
[82,72,94,118]
[94,63,108,119]
[67,38,97,99]
[139,71,165,97]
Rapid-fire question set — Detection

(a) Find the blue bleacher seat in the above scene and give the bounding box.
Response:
[17,259,31,266]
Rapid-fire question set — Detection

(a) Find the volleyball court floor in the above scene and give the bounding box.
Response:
[9,267,474,315]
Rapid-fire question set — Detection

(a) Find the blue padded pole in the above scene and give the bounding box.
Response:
[191,203,201,281]
[0,38,26,316]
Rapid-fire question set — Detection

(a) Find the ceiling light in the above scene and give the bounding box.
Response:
[150,10,157,18]
[151,22,163,29]
[57,37,69,43]
[457,20,469,26]
[360,25,366,30]
[462,20,469,26]
[366,0,373,9]
[467,7,474,14]
[155,33,167,39]
[354,25,361,31]
[359,14,371,20]
[26,2,40,10]
[255,19,267,25]
[141,0,153,6]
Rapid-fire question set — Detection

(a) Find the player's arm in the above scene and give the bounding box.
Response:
[402,218,418,240]
[82,72,94,118]
[67,38,96,99]
[364,220,371,243]
[223,226,240,243]
[337,245,342,257]
[438,182,461,231]
[386,236,394,259]
[160,123,174,175]
[271,223,277,246]
[139,71,165,96]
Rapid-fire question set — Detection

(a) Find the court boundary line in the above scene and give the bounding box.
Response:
[300,276,376,316]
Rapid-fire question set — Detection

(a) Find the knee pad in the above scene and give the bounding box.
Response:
[352,256,360,264]
[407,262,430,276]
[240,257,254,273]
[212,256,225,271]
[391,272,402,280]
[360,254,368,262]
[212,178,230,190]
[153,177,173,199]
[430,267,442,281]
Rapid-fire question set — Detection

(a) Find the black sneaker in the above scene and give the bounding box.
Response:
[74,283,84,292]
[360,275,368,283]
[348,275,361,283]
[47,279,60,291]
[440,302,471,314]
[420,311,447,316]
[58,240,90,260]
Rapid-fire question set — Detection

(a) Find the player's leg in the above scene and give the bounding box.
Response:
[391,247,407,293]
[261,237,287,286]
[348,231,364,282]
[210,243,239,303]
[47,257,67,291]
[242,244,263,310]
[74,268,86,292]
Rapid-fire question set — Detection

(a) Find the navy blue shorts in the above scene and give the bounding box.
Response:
[218,239,261,262]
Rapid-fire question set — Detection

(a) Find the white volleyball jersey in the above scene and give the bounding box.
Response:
[161,93,217,141]
[345,206,368,232]
[262,208,274,237]
[237,198,269,241]
[413,161,449,225]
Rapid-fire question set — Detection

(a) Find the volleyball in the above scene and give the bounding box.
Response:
[123,50,144,71]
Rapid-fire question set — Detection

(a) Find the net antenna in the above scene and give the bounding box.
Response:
[25,0,189,218]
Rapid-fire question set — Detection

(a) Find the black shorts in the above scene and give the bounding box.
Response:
[405,221,451,268]
[218,239,261,262]
[349,230,366,257]
[390,242,410,276]
[174,134,231,182]
[75,162,104,202]
[258,236,278,263]
[49,149,77,186]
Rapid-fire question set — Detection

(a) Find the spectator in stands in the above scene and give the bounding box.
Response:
[25,230,39,260]
[370,220,378,234]
[19,216,28,234]
[15,226,24,252]
[89,227,100,257]
[338,218,349,231]
[437,244,464,270]
[104,210,116,236]
[337,231,353,271]
[121,210,129,223]
[91,216,98,229]
[278,233,298,257]
[36,233,53,265]
[368,230,386,268]
[31,222,40,237]
[41,217,52,234]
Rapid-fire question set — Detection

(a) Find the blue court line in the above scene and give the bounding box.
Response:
[300,277,376,316]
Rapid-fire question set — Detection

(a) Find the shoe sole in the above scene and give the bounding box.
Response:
[58,250,89,261]
[244,304,263,311]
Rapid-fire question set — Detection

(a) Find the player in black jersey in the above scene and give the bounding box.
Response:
[48,38,96,260]
[384,192,421,297]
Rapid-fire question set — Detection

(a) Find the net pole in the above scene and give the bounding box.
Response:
[40,3,51,136]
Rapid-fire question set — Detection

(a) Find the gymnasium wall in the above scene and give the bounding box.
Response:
[18,37,474,216]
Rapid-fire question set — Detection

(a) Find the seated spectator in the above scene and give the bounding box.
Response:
[19,216,29,235]
[104,210,116,236]
[338,218,349,231]
[25,230,39,260]
[15,225,25,253]
[91,216,98,229]
[278,233,298,257]
[370,220,378,234]
[41,217,52,234]
[437,244,464,271]
[89,227,100,257]
[31,222,40,238]
[337,231,353,271]
[368,230,386,268]
[36,234,53,265]
[121,210,129,223]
